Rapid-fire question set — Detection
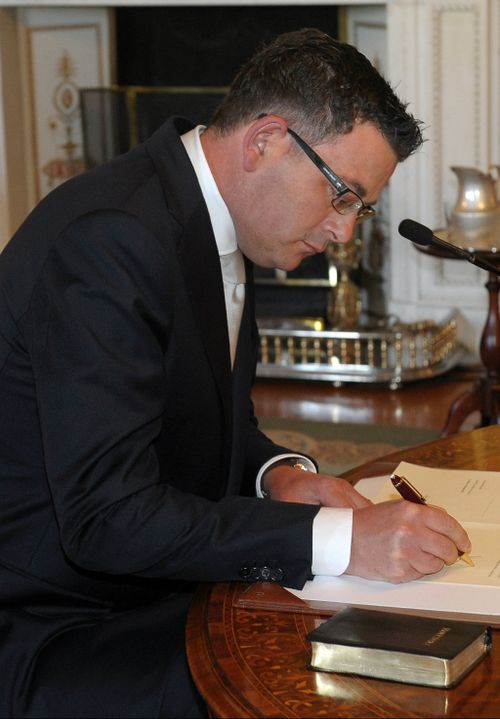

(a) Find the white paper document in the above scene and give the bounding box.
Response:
[287,462,500,620]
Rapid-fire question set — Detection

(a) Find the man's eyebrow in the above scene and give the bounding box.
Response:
[352,181,379,207]
[333,168,366,199]
[351,180,367,198]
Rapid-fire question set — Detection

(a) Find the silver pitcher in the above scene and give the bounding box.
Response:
[490,164,500,202]
[448,166,500,249]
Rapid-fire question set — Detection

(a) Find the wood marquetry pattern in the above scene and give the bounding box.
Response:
[219,584,412,719]
[343,425,500,483]
[190,582,499,719]
[187,428,500,718]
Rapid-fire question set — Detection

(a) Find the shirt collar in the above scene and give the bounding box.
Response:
[181,125,237,257]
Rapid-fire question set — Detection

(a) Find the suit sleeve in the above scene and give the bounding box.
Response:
[30,210,318,589]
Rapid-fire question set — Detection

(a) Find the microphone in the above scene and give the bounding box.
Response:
[398,218,500,275]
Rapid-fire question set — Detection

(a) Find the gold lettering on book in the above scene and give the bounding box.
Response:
[425,627,451,646]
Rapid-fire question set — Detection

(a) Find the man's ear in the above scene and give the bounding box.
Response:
[242,115,289,172]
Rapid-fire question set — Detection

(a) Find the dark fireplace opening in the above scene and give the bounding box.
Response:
[80,5,339,321]
[115,6,339,87]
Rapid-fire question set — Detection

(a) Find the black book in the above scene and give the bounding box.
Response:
[307,607,492,688]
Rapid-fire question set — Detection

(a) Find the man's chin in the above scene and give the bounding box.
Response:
[253,257,302,272]
[274,262,302,272]
[276,253,308,272]
[284,254,314,271]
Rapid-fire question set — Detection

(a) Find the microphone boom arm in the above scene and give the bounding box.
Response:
[398,219,500,276]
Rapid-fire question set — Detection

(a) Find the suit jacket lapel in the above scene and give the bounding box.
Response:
[178,204,233,407]
[226,260,257,494]
[145,118,233,433]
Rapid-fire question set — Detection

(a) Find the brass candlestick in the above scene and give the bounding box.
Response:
[325,237,363,329]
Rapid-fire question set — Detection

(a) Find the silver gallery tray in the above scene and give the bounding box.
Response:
[256,313,464,389]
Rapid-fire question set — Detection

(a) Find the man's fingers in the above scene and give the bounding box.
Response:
[347,500,471,583]
[423,504,472,555]
[409,551,446,576]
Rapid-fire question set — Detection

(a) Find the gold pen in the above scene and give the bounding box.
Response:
[390,473,474,566]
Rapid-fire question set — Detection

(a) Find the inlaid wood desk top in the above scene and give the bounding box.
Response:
[186,425,500,718]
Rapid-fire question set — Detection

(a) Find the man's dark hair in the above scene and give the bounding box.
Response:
[209,28,423,161]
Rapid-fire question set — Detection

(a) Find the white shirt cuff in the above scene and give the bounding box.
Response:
[311,507,353,576]
[255,454,317,498]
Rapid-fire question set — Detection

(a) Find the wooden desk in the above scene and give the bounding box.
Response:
[186,426,500,718]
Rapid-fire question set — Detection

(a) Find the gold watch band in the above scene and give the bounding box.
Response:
[261,459,311,498]
[290,461,311,473]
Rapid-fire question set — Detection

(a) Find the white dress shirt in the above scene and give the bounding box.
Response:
[180,126,352,577]
[181,125,245,366]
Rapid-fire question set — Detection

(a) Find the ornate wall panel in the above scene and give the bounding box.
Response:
[0,8,33,251]
[388,0,499,353]
[0,7,113,250]
[20,8,113,202]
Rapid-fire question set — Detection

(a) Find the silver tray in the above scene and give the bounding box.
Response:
[256,312,464,389]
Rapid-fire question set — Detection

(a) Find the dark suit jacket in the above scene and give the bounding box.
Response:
[0,117,319,715]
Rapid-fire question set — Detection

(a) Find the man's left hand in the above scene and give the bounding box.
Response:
[263,465,371,508]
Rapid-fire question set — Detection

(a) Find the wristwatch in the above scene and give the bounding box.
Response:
[261,458,311,498]
[290,461,311,473]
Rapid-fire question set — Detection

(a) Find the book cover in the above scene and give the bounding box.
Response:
[307,607,492,687]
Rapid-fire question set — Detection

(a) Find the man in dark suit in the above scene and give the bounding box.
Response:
[0,29,471,717]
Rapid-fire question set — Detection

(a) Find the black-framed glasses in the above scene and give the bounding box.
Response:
[287,128,376,223]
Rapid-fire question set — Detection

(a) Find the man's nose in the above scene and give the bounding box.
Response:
[326,210,358,245]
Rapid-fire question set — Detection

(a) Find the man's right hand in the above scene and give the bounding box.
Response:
[346,500,472,583]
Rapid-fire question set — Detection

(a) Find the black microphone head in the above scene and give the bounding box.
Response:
[398,219,433,247]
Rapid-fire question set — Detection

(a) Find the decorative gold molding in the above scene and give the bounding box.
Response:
[431,3,482,285]
[26,23,104,200]
[431,3,481,230]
